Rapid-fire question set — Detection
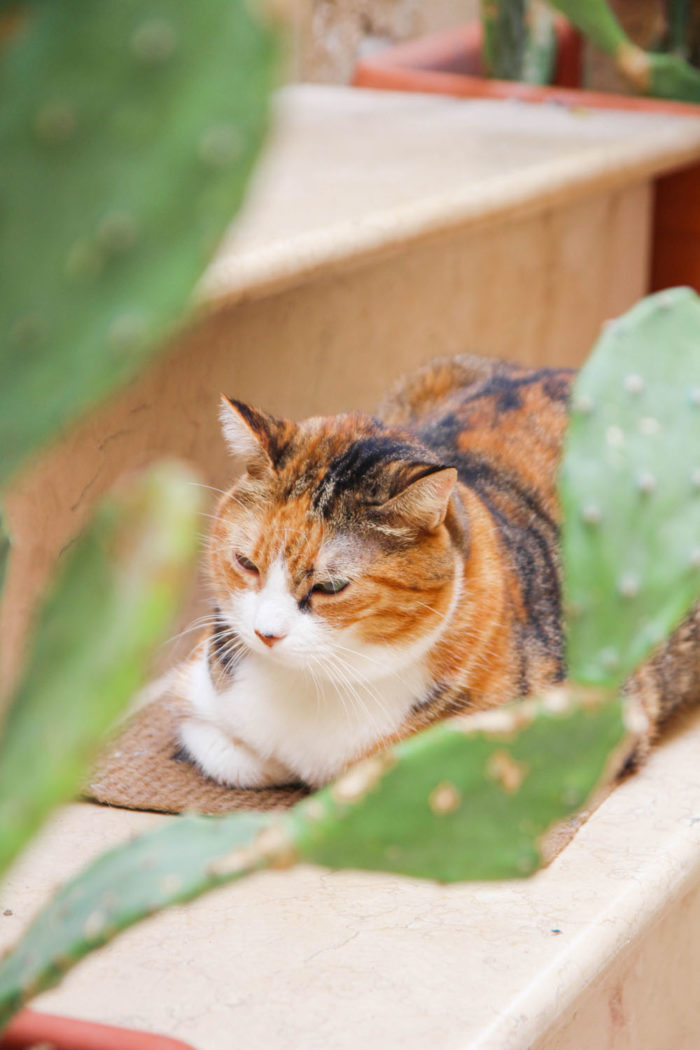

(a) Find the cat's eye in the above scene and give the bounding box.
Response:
[311,578,350,596]
[235,552,259,574]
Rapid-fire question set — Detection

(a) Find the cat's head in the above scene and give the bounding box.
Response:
[207,396,465,681]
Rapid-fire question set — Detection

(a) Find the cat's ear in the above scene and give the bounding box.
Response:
[219,396,292,469]
[379,466,458,533]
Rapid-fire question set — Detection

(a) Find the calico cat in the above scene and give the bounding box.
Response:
[177,354,700,788]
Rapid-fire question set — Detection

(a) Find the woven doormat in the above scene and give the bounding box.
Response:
[87,694,308,815]
[87,690,608,863]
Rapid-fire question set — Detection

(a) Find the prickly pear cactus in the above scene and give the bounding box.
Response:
[561,287,700,686]
[0,0,278,487]
[547,0,700,100]
[0,463,203,879]
[0,811,275,1025]
[0,688,626,1023]
[285,688,625,880]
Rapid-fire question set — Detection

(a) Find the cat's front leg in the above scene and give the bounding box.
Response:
[178,718,294,788]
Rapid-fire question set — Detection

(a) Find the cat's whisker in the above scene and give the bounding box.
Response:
[319,653,396,736]
[187,481,230,498]
[162,615,227,649]
[329,641,416,690]
[311,654,357,726]
[329,642,417,702]
[411,597,452,621]
[305,659,324,718]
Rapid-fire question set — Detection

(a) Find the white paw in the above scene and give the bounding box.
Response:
[178,719,293,788]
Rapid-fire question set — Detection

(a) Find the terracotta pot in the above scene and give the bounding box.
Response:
[353,22,700,294]
[0,1009,195,1050]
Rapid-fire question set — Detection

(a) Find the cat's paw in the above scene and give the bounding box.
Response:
[178,719,292,788]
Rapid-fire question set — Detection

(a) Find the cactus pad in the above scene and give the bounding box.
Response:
[560,287,700,686]
[0,463,202,879]
[646,51,700,103]
[547,0,700,101]
[0,812,274,1026]
[0,0,278,486]
[0,687,626,1025]
[285,688,626,882]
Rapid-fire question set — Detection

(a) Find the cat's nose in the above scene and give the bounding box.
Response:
[255,629,286,648]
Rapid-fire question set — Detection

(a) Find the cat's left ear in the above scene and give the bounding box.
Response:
[379,466,458,533]
[219,396,292,468]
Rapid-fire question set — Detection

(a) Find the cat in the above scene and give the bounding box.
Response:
[176,353,700,789]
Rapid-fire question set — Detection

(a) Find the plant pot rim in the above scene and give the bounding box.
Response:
[0,1008,195,1050]
[353,21,700,117]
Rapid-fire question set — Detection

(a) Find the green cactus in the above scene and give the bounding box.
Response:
[481,0,557,84]
[561,287,700,687]
[285,688,625,880]
[0,689,626,1024]
[547,0,700,100]
[0,0,278,487]
[0,463,203,880]
[0,812,274,1025]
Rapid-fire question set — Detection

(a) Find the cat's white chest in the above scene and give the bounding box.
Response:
[179,646,426,788]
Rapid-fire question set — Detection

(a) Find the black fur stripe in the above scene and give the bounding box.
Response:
[312,434,440,515]
[459,368,574,411]
[208,606,244,680]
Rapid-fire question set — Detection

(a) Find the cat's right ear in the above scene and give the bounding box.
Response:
[219,396,292,470]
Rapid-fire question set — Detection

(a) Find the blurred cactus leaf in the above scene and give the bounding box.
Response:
[0,463,203,879]
[0,811,274,1026]
[560,288,700,686]
[547,0,700,100]
[545,0,626,53]
[0,0,278,486]
[646,49,700,101]
[285,689,626,882]
[0,688,626,1025]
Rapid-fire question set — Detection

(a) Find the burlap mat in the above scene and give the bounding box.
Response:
[87,693,308,814]
[88,688,609,862]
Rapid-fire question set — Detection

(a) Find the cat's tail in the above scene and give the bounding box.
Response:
[625,601,700,761]
[378,352,517,426]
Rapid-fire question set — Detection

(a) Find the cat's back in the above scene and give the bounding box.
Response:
[380,354,575,696]
[381,353,574,519]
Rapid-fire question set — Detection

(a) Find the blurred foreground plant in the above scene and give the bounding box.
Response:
[0,0,279,1012]
[0,0,278,489]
